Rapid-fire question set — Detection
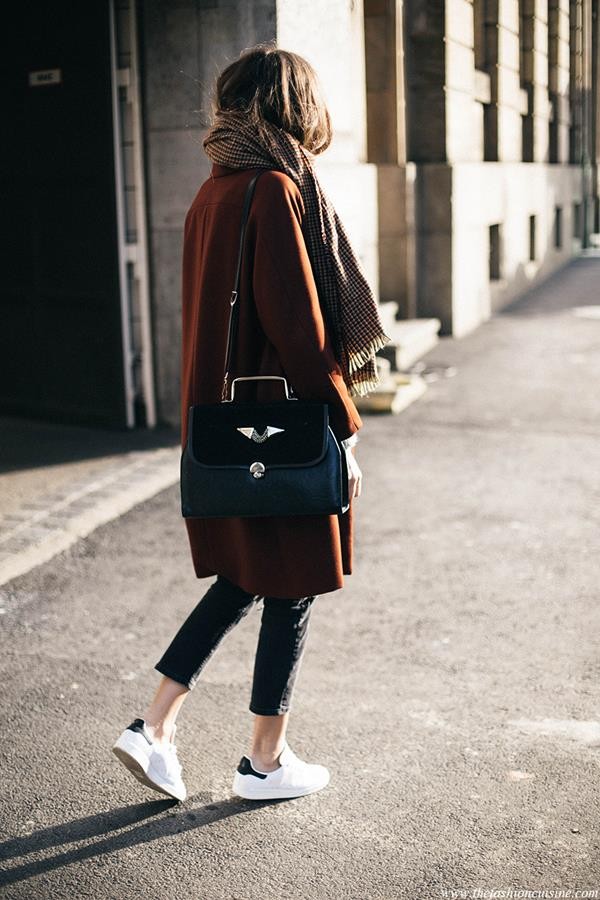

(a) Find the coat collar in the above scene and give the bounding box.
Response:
[210,162,239,178]
[210,163,275,178]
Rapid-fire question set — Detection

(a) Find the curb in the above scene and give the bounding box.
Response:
[0,447,180,587]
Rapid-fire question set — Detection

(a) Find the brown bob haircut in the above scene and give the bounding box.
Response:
[211,42,333,155]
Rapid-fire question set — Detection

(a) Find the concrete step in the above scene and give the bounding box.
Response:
[378,300,401,332]
[353,372,428,414]
[378,313,442,372]
[353,357,427,415]
[352,308,441,414]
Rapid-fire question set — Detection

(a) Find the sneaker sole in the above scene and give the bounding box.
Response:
[112,735,186,802]
[232,774,330,801]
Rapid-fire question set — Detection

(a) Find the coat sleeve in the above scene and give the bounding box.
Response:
[251,172,363,442]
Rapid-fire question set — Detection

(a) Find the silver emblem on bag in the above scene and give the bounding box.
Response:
[237,426,285,443]
[249,461,265,479]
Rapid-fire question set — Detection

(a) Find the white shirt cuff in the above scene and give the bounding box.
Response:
[341,433,359,450]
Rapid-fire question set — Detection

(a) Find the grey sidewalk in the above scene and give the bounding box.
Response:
[1,258,600,898]
[0,419,180,585]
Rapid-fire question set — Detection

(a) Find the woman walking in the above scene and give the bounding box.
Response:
[112,43,389,802]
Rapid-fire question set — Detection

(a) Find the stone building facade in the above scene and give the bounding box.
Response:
[3,0,598,429]
[143,0,600,425]
[141,0,380,425]
[366,0,599,336]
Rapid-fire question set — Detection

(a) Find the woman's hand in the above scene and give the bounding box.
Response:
[346,446,362,499]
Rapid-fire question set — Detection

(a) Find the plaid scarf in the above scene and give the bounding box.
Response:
[202,109,391,397]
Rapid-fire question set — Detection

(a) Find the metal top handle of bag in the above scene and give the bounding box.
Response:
[220,169,296,404]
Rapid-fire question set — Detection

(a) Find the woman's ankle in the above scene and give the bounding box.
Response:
[250,752,281,773]
[141,677,189,743]
[143,717,173,743]
[249,740,285,771]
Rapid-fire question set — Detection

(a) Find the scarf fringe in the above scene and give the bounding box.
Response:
[347,331,393,376]
[348,379,381,398]
[345,331,394,397]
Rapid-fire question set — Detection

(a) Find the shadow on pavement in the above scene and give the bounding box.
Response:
[0,416,180,475]
[0,795,281,886]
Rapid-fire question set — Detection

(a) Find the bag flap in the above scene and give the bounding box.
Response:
[187,400,329,468]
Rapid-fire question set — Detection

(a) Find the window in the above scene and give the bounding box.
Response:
[473,0,486,71]
[519,0,534,161]
[529,215,537,260]
[573,202,581,239]
[554,206,563,248]
[548,1,559,163]
[474,0,498,161]
[489,224,502,280]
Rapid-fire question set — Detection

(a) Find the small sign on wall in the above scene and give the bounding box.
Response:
[29,68,62,87]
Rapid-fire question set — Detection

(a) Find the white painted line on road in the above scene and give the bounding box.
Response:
[0,447,180,587]
[508,717,600,745]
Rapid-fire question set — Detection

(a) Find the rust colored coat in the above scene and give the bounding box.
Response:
[180,163,363,599]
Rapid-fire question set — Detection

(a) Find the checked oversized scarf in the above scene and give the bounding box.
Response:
[202,109,391,397]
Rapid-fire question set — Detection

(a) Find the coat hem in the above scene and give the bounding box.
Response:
[191,561,346,599]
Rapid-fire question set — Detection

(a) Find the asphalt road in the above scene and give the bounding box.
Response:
[1,258,600,899]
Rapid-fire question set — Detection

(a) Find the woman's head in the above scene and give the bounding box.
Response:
[210,43,332,155]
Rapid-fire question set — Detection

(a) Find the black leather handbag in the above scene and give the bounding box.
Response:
[180,170,350,519]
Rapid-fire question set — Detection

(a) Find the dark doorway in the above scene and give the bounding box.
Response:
[1,2,128,427]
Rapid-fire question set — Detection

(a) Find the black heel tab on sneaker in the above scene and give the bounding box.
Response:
[237,756,267,779]
[126,718,152,745]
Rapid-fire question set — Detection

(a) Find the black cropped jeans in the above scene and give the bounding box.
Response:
[154,574,316,716]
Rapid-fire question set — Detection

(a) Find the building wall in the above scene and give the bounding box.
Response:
[451,162,582,334]
[140,0,378,427]
[405,0,597,335]
[276,0,380,304]
[139,0,598,426]
[140,0,276,427]
[364,0,418,318]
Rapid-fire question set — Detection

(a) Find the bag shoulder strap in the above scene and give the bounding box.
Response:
[221,169,267,401]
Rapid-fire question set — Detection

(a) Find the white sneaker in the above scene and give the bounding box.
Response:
[232,741,330,800]
[112,718,187,802]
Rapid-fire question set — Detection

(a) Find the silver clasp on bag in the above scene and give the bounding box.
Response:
[222,375,297,402]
